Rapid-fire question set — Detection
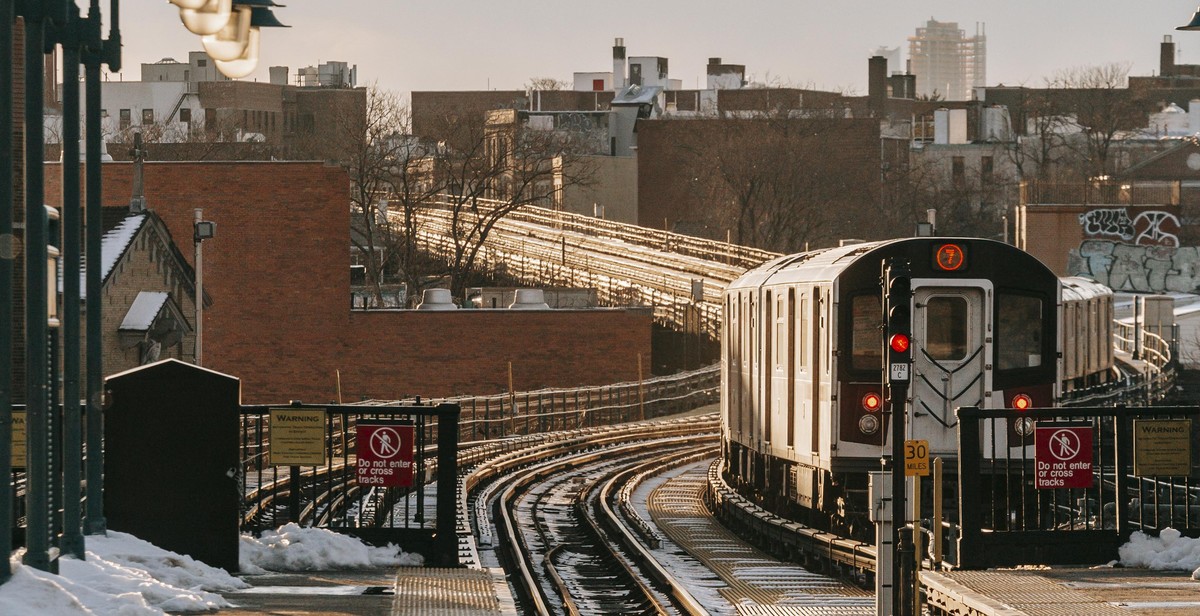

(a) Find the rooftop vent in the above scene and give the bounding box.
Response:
[416,288,458,310]
[508,289,550,310]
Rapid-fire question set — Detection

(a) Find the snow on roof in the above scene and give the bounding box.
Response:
[100,214,146,284]
[73,213,146,299]
[613,84,662,105]
[119,291,170,331]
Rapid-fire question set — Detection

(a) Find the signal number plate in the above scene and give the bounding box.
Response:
[890,363,910,382]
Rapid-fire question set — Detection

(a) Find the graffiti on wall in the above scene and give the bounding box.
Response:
[1078,208,1180,247]
[1070,207,1189,293]
[1069,241,1200,293]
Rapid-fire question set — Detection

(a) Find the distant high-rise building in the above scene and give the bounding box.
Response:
[908,19,986,101]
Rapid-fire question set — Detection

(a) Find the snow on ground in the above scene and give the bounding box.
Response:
[0,525,423,615]
[239,523,423,574]
[1118,528,1200,579]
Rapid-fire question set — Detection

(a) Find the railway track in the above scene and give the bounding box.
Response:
[495,438,714,614]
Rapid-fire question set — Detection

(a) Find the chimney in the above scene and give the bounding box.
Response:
[868,55,887,114]
[1162,35,1176,77]
[129,132,147,214]
[612,37,626,92]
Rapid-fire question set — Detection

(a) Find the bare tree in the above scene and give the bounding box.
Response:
[1048,63,1147,178]
[434,109,596,299]
[318,86,415,304]
[678,117,878,252]
[525,77,569,91]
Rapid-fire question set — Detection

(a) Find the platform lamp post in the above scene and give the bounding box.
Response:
[194,212,215,366]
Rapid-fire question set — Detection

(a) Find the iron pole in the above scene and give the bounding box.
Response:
[0,0,15,585]
[23,4,51,571]
[82,0,106,535]
[61,0,85,559]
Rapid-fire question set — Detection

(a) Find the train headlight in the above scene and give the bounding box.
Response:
[1011,394,1032,411]
[1014,416,1036,437]
[861,392,882,412]
[858,414,880,435]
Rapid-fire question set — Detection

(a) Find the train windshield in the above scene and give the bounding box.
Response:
[997,293,1043,370]
[925,297,969,360]
[850,295,883,370]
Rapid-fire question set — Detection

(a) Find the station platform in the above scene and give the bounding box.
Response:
[924,566,1200,616]
[210,567,508,616]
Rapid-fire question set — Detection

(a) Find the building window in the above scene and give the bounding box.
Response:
[197,58,207,67]
[951,156,965,188]
[179,108,191,124]
[205,108,216,131]
[142,109,154,125]
[119,109,131,130]
[981,155,994,184]
[592,78,604,91]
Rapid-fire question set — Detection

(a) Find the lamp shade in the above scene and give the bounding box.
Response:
[1179,9,1200,31]
[250,6,289,28]
[201,6,252,61]
[213,27,260,79]
[168,0,212,9]
[179,0,233,35]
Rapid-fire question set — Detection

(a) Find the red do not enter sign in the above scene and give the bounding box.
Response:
[356,422,415,488]
[1035,424,1093,489]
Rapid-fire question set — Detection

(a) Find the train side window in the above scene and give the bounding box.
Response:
[997,293,1043,370]
[926,297,968,360]
[850,294,883,371]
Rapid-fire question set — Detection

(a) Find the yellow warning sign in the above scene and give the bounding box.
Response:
[1134,419,1191,477]
[904,439,930,477]
[269,409,326,466]
[10,412,25,470]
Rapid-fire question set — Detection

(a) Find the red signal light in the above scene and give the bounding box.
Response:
[889,334,910,354]
[861,392,882,412]
[1011,394,1032,411]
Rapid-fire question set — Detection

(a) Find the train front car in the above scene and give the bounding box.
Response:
[721,237,1061,538]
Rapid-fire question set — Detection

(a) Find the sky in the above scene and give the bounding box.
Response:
[105,1,1200,97]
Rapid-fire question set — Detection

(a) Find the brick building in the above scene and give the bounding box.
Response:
[44,161,651,403]
[93,207,200,372]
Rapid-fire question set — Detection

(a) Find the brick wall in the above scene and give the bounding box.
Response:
[342,309,652,401]
[45,161,651,403]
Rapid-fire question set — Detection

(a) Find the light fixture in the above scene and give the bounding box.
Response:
[1179,7,1200,30]
[201,6,252,61]
[168,0,214,9]
[179,0,233,36]
[213,4,289,79]
[213,27,259,78]
[858,414,880,435]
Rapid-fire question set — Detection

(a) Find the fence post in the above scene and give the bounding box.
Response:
[956,406,982,569]
[1114,405,1132,543]
[435,403,460,566]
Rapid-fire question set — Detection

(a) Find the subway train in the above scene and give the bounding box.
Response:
[720,237,1114,537]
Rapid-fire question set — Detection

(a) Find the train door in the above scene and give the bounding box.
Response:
[911,284,990,455]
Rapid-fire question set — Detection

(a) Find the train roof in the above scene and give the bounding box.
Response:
[1060,276,1113,302]
[727,237,1057,291]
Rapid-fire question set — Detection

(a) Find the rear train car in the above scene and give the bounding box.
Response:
[721,237,1064,536]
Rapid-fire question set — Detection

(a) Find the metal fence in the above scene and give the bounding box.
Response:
[955,405,1200,569]
[237,402,459,566]
[425,364,720,442]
